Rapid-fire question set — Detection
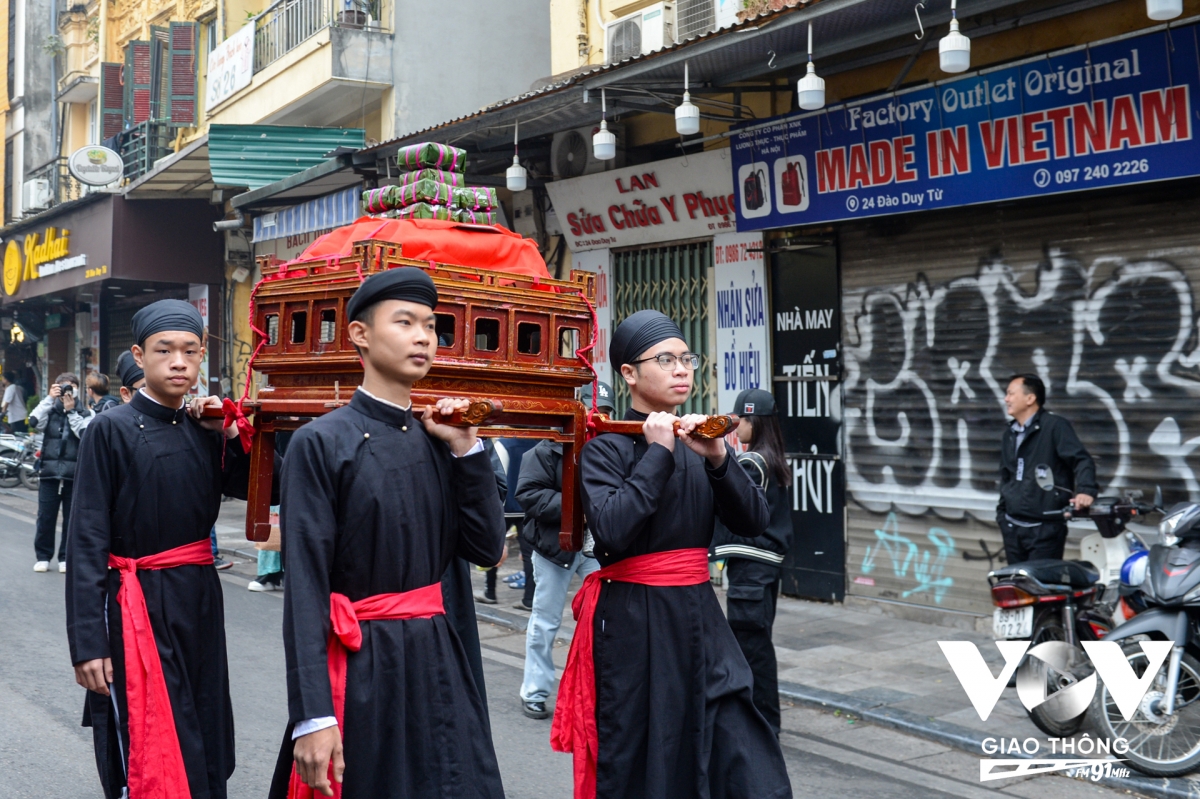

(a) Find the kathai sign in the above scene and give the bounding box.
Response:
[3,227,87,295]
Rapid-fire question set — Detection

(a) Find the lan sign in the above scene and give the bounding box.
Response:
[3,227,88,296]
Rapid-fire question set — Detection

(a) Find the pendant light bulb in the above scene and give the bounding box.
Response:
[676,62,701,136]
[796,23,825,111]
[507,120,527,192]
[594,88,617,161]
[939,0,971,73]
[1146,0,1182,20]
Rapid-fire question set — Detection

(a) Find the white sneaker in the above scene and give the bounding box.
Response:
[33,561,50,572]
[248,579,277,592]
[59,561,66,573]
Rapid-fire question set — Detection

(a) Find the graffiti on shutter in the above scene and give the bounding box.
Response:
[840,182,1200,613]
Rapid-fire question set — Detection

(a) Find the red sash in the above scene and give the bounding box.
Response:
[107,538,215,799]
[550,548,711,798]
[288,583,446,799]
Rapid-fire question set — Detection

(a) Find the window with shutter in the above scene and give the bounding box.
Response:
[124,41,152,125]
[168,21,198,126]
[150,26,170,121]
[99,62,125,140]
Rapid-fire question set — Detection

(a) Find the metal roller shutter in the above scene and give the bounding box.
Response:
[839,179,1200,614]
[611,240,714,417]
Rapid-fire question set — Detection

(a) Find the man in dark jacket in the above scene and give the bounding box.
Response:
[997,374,1098,564]
[514,381,612,720]
[30,372,93,572]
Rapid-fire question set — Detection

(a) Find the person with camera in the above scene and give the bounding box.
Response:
[30,372,93,573]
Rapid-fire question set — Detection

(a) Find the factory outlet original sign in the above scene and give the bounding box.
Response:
[3,227,87,296]
[732,23,1200,230]
[546,149,737,252]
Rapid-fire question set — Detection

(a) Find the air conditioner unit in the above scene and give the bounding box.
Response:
[606,2,675,64]
[676,0,715,41]
[21,179,52,213]
[551,125,625,179]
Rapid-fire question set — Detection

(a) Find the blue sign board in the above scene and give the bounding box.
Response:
[731,23,1200,231]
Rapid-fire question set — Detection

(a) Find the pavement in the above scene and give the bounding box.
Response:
[0,487,1178,798]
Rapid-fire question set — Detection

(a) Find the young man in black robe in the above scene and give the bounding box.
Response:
[552,310,792,799]
[66,300,253,799]
[269,267,506,799]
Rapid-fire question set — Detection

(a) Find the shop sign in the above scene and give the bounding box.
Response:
[732,23,1200,231]
[67,145,123,186]
[206,23,254,112]
[712,232,767,415]
[3,227,87,296]
[545,150,736,252]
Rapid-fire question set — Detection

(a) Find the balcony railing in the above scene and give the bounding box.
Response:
[118,120,174,182]
[253,0,384,73]
[24,157,90,214]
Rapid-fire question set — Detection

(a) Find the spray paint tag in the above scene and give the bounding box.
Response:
[1016,457,1024,481]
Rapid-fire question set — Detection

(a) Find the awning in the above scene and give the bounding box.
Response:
[251,186,361,243]
[231,153,365,211]
[209,125,366,190]
[353,0,1122,167]
[123,135,215,200]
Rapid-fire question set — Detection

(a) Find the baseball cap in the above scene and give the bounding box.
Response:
[728,388,776,417]
[582,380,614,410]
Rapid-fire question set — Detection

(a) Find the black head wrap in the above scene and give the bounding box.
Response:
[346,267,438,322]
[609,310,685,366]
[131,299,204,345]
[116,350,144,389]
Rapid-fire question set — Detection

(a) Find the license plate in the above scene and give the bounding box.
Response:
[993,606,1033,639]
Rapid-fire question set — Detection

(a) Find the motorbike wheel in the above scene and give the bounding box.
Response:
[0,460,19,488]
[1089,641,1200,777]
[18,452,38,490]
[1023,608,1092,738]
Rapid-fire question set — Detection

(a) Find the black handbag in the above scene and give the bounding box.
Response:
[744,167,767,210]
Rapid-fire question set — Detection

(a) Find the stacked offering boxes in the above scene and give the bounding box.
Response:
[364,143,500,225]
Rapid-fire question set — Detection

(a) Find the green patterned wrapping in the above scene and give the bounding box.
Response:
[452,186,498,211]
[362,179,454,213]
[395,142,467,173]
[454,208,498,225]
[393,202,456,221]
[396,169,466,188]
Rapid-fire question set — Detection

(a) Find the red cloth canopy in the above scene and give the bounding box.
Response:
[295,217,550,279]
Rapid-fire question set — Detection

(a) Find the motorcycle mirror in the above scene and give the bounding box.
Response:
[1036,471,1056,491]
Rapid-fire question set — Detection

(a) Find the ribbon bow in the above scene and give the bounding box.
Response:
[221,398,254,455]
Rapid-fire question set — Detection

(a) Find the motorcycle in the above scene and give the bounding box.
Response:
[988,483,1156,737]
[1089,500,1200,777]
[0,433,38,490]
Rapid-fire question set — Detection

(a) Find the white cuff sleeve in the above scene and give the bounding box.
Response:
[452,439,485,458]
[292,716,338,739]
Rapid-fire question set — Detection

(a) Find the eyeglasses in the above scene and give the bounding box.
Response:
[629,353,701,371]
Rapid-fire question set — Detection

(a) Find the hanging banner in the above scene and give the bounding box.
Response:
[732,23,1199,231]
[573,248,612,387]
[712,232,767,415]
[546,149,736,252]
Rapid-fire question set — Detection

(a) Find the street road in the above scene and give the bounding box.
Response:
[0,488,1131,799]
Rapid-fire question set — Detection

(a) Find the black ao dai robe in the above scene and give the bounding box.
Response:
[579,408,793,799]
[268,389,506,799]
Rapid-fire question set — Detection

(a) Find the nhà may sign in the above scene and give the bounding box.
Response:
[545,149,737,252]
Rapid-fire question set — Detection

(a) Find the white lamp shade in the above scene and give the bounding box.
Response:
[593,121,617,161]
[797,62,825,111]
[506,156,527,192]
[676,93,701,136]
[939,20,971,73]
[1147,0,1182,20]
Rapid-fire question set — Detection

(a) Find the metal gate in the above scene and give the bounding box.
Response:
[611,240,713,416]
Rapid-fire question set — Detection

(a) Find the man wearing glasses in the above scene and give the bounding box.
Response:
[552,310,791,799]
